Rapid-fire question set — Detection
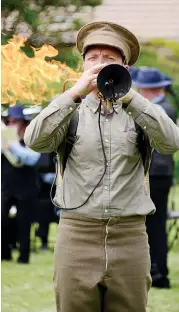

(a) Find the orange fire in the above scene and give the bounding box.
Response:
[1,36,80,105]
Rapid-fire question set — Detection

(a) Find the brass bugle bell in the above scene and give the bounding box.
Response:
[97,64,132,102]
[62,78,78,93]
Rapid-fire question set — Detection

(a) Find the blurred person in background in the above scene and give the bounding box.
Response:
[1,105,41,263]
[128,66,140,81]
[36,152,58,251]
[164,75,179,119]
[133,68,177,288]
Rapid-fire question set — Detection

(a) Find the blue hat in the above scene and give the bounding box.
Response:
[132,67,172,88]
[163,75,172,86]
[128,66,140,80]
[8,105,26,120]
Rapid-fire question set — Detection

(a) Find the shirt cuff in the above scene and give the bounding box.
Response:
[124,91,151,121]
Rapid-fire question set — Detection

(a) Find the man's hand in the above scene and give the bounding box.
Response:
[69,63,107,100]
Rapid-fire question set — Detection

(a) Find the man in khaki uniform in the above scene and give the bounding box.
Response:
[24,22,179,312]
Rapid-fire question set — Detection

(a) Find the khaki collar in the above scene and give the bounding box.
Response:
[85,94,122,115]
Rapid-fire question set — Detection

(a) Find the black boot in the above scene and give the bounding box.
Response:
[152,277,171,289]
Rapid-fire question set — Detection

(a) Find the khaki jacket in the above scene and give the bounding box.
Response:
[24,91,179,218]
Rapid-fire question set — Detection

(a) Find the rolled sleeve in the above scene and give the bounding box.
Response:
[125,91,179,154]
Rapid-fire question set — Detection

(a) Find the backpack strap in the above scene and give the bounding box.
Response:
[135,122,152,175]
[62,109,79,175]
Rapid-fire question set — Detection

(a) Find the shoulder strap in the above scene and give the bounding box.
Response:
[51,110,79,214]
[62,110,79,174]
[135,122,152,175]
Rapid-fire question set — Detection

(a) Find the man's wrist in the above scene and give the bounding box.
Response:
[69,87,82,102]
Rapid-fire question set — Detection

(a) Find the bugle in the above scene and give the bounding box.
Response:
[62,79,78,93]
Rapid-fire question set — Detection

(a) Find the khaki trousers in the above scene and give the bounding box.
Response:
[54,212,151,312]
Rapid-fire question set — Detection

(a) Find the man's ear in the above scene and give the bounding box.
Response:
[124,65,129,70]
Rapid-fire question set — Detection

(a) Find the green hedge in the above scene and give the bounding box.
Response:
[136,45,179,84]
[174,151,179,182]
[147,38,179,63]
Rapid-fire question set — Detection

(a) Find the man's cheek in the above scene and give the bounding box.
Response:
[84,62,93,71]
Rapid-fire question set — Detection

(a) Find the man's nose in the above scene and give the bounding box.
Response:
[97,56,105,64]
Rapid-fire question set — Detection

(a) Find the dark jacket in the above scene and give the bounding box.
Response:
[1,140,39,200]
[149,95,177,176]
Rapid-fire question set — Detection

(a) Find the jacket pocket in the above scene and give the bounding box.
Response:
[120,131,138,156]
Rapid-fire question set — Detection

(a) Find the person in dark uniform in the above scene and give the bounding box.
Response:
[133,68,177,288]
[1,105,40,263]
[164,75,179,114]
[36,152,58,250]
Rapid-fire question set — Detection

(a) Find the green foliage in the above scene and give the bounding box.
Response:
[2,0,102,10]
[136,45,179,83]
[23,8,39,29]
[148,38,179,62]
[20,45,35,58]
[174,151,179,183]
[47,46,82,71]
[73,18,85,31]
[48,0,102,6]
[1,34,12,45]
[2,0,39,31]
[2,0,101,33]
[2,0,23,11]
[7,89,15,97]
[73,0,102,6]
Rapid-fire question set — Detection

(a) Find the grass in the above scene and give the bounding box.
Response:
[1,186,179,312]
[148,244,179,312]
[1,226,58,312]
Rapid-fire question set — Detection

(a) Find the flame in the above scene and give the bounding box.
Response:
[1,35,81,105]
